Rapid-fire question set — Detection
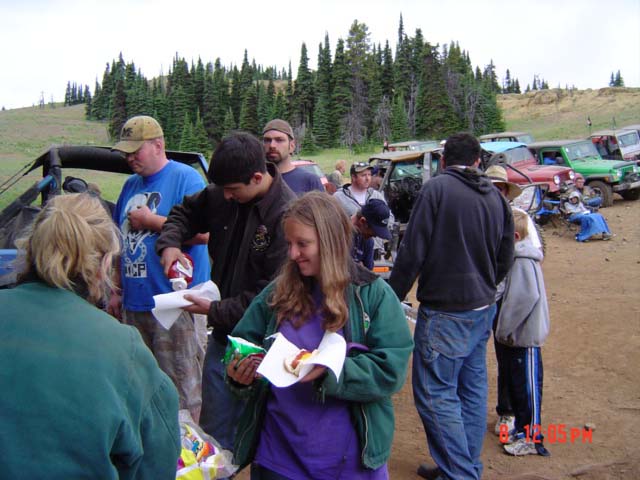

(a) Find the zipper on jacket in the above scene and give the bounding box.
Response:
[359,403,369,464]
[354,286,370,336]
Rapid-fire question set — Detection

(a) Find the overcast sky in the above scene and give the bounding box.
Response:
[2,0,639,110]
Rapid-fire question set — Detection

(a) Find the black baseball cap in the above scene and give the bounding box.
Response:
[361,199,392,240]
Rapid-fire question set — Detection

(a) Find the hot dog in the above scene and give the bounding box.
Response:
[284,349,318,376]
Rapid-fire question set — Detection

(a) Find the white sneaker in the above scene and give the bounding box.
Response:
[504,437,538,456]
[494,415,515,436]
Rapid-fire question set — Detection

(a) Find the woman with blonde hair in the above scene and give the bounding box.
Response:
[227,191,413,480]
[1,193,180,478]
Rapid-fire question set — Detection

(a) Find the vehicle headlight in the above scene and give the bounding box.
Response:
[553,175,560,185]
[569,170,575,180]
[611,172,620,181]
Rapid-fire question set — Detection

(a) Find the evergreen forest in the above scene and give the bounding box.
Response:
[77,16,519,156]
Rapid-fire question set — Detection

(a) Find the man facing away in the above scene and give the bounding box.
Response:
[156,132,297,452]
[262,119,324,195]
[108,115,210,423]
[389,132,515,480]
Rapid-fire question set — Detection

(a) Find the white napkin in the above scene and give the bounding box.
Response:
[152,280,220,330]
[256,331,346,388]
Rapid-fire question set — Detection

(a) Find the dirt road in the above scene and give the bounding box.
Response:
[391,198,640,479]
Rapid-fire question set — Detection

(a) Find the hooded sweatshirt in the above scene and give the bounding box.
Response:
[495,241,550,347]
[389,166,514,311]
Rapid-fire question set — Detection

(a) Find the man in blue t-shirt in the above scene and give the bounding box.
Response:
[108,115,210,422]
[262,119,324,195]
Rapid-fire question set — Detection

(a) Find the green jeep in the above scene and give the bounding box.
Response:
[528,139,640,206]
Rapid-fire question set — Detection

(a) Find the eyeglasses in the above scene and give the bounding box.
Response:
[353,162,368,168]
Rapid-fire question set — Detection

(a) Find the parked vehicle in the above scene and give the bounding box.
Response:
[0,145,209,288]
[365,148,443,278]
[291,159,329,189]
[622,124,640,137]
[387,140,440,152]
[479,131,535,144]
[589,129,640,162]
[528,139,640,206]
[480,141,575,194]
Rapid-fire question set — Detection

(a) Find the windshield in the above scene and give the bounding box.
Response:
[410,141,439,151]
[618,131,640,148]
[390,161,423,180]
[516,134,534,144]
[564,142,600,161]
[502,146,535,165]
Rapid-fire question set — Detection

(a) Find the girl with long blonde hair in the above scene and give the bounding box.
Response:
[227,191,413,480]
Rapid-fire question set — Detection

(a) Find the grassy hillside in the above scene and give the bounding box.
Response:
[1,87,638,211]
[499,87,640,140]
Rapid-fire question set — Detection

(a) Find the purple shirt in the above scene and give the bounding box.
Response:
[254,297,387,479]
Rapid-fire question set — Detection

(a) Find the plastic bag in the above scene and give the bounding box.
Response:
[176,410,238,479]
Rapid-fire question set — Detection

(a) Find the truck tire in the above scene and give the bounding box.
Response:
[620,189,640,201]
[588,180,613,207]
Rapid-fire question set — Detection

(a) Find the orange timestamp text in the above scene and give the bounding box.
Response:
[499,424,593,444]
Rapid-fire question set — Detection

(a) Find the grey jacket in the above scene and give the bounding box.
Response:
[495,241,550,347]
[333,184,387,217]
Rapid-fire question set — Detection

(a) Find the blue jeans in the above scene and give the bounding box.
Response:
[412,304,496,480]
[199,339,245,451]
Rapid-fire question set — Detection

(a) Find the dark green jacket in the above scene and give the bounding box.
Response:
[228,263,413,470]
[0,282,180,479]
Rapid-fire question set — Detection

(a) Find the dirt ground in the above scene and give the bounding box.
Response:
[390,197,640,480]
[235,198,639,480]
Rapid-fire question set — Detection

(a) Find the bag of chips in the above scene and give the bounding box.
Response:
[223,335,266,365]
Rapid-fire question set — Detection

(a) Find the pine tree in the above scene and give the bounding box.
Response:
[390,94,409,141]
[513,78,521,94]
[415,46,458,139]
[312,95,332,148]
[193,110,211,156]
[344,20,372,146]
[313,35,334,147]
[84,86,92,116]
[331,39,351,145]
[272,91,288,120]
[373,95,392,142]
[179,112,196,151]
[285,62,295,121]
[239,84,259,135]
[614,70,624,87]
[609,72,615,87]
[229,66,241,129]
[167,85,189,148]
[108,78,127,140]
[239,50,254,99]
[504,69,512,93]
[222,108,236,137]
[381,40,394,101]
[294,42,314,127]
[64,81,72,106]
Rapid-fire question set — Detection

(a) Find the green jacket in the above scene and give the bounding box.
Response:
[0,282,180,479]
[229,263,413,470]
